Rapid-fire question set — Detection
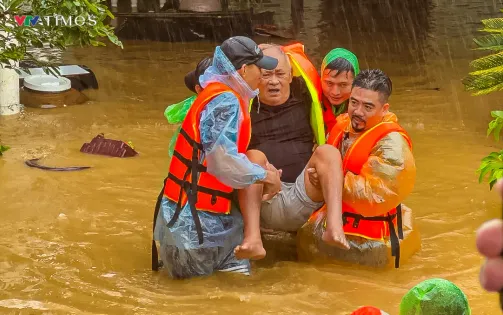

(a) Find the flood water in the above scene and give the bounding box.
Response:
[1,0,503,314]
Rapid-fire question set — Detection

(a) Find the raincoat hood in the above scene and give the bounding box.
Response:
[199,46,259,103]
[321,48,360,75]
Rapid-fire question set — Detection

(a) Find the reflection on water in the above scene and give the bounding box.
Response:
[1,0,503,314]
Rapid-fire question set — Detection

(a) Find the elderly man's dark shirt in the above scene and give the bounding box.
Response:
[248,77,314,183]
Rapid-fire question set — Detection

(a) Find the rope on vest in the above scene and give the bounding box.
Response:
[342,204,404,268]
[396,204,404,240]
[166,168,191,228]
[166,138,205,245]
[189,143,204,245]
[152,176,169,271]
[386,214,401,268]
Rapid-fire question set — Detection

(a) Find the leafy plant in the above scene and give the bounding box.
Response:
[0,0,122,75]
[463,10,503,96]
[463,10,503,190]
[0,145,10,156]
[477,111,503,189]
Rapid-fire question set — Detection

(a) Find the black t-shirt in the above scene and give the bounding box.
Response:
[249,77,314,183]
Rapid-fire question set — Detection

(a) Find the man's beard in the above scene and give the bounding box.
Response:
[351,117,365,132]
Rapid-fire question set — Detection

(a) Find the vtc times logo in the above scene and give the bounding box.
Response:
[14,15,97,27]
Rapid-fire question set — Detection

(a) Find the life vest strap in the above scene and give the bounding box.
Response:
[180,128,204,151]
[167,173,233,201]
[187,175,204,245]
[342,211,397,226]
[342,205,404,268]
[396,204,404,240]
[173,150,207,172]
[167,168,192,233]
[165,167,234,245]
[166,127,220,245]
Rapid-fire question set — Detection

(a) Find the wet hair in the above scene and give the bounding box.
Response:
[352,69,392,103]
[325,57,355,77]
[184,56,213,93]
[195,56,213,85]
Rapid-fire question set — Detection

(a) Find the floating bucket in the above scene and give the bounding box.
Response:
[20,74,88,108]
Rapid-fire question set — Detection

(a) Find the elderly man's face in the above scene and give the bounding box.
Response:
[258,47,292,106]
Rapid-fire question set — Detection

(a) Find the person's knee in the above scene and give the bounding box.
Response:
[246,149,268,167]
[312,144,341,165]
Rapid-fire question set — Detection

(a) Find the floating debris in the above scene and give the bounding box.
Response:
[80,134,138,158]
[25,158,91,171]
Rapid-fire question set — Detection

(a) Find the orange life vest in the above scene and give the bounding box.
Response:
[322,97,339,133]
[163,82,251,241]
[282,43,343,136]
[282,43,322,97]
[152,82,251,270]
[281,43,326,144]
[327,118,412,267]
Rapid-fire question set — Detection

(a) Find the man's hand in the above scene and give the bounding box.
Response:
[262,162,282,201]
[307,167,320,189]
[477,179,503,293]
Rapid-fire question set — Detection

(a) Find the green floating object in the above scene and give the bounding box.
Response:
[399,278,471,315]
[0,144,10,156]
[164,95,196,158]
[164,95,196,124]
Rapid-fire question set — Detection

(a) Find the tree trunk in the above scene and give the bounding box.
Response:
[0,27,21,116]
[291,0,304,35]
[0,68,21,116]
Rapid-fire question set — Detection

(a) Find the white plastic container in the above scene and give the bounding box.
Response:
[23,74,71,92]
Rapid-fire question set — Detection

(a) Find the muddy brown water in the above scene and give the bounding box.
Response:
[1,0,503,314]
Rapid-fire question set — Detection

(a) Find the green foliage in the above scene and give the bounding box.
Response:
[487,110,503,141]
[473,34,503,52]
[0,0,122,74]
[0,145,10,156]
[463,10,503,96]
[478,111,503,189]
[478,150,503,190]
[464,10,503,190]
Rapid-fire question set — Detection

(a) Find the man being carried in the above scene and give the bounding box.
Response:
[234,44,352,261]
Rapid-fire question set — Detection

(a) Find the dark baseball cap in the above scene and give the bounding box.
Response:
[184,56,213,93]
[220,36,278,71]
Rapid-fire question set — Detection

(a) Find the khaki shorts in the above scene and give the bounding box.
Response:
[260,168,324,232]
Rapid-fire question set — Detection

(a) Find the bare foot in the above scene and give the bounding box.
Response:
[234,240,266,260]
[322,229,350,250]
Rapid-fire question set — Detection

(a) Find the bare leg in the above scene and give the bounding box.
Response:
[234,150,267,260]
[304,145,349,250]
